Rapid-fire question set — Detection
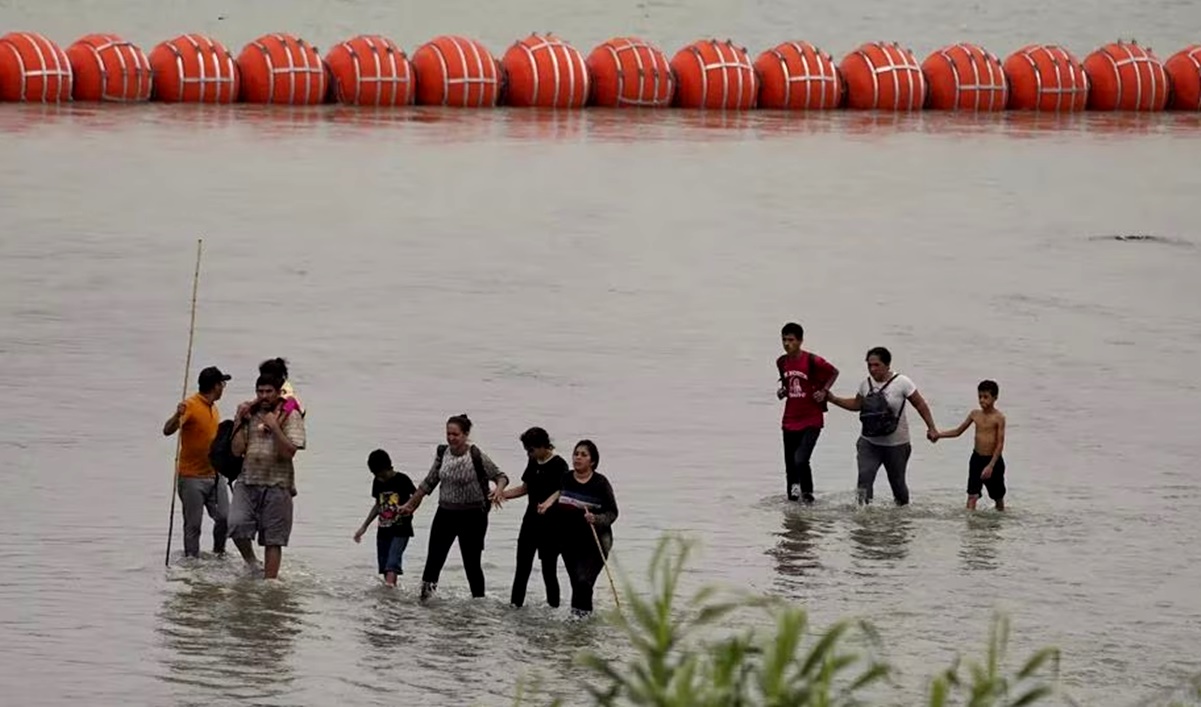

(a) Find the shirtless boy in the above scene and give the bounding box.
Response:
[933,380,1007,510]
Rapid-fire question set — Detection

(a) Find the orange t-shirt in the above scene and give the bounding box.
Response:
[178,393,219,478]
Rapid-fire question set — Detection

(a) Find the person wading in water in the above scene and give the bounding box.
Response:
[776,322,839,504]
[503,427,569,609]
[555,440,618,618]
[399,414,509,602]
[162,365,231,558]
[228,373,307,578]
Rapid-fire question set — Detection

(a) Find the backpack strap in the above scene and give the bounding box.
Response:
[469,445,491,511]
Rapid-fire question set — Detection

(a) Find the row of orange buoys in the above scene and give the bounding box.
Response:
[1,31,1199,112]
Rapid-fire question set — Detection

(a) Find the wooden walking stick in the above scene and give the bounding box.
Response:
[590,523,621,611]
[165,238,203,567]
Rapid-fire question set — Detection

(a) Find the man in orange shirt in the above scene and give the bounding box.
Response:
[163,366,231,559]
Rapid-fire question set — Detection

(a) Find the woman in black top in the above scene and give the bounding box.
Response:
[503,427,570,608]
[555,439,618,616]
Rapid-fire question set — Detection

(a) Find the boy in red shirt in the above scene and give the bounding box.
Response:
[776,322,839,503]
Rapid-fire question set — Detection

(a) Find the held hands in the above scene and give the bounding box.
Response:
[489,487,506,508]
[926,428,940,443]
[812,389,827,403]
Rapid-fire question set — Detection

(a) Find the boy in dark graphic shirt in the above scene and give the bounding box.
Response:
[353,449,417,587]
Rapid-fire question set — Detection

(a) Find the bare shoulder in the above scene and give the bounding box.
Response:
[980,408,1005,426]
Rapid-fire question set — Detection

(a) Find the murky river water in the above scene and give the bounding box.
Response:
[2,1,1201,705]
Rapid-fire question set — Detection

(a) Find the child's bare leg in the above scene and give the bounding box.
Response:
[233,538,258,565]
[385,571,398,587]
[967,495,979,510]
[263,546,282,579]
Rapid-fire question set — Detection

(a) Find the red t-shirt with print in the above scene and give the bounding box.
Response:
[778,352,836,431]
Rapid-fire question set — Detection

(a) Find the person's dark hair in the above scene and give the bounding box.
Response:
[447,414,473,435]
[865,346,892,366]
[255,373,283,391]
[978,379,999,397]
[574,439,600,470]
[259,357,289,381]
[367,449,392,473]
[781,322,804,340]
[520,426,552,451]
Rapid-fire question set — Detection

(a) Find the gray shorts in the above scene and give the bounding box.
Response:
[228,482,294,547]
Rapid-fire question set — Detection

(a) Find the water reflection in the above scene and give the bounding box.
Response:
[157,572,306,703]
[766,509,827,580]
[848,508,914,561]
[959,511,1004,571]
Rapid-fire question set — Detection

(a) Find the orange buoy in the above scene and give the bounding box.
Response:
[670,39,757,109]
[324,35,413,106]
[411,35,500,107]
[0,32,72,102]
[1164,45,1201,110]
[148,34,239,103]
[921,43,1007,111]
[1002,44,1089,111]
[1082,41,1167,111]
[585,36,674,107]
[501,33,589,108]
[237,33,326,105]
[66,33,152,101]
[754,41,842,110]
[840,42,925,110]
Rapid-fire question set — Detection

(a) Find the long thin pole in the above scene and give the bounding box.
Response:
[165,239,203,567]
[591,524,621,612]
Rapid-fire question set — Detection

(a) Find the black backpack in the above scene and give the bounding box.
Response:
[209,419,245,484]
[859,374,905,437]
[435,443,492,512]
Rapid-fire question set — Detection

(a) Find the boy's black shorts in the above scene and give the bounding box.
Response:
[967,452,1006,500]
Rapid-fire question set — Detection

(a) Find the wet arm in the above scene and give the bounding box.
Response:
[357,502,380,534]
[404,460,442,512]
[828,392,862,412]
[480,452,509,493]
[590,478,619,527]
[908,390,938,434]
[162,411,182,436]
[987,416,1006,468]
[938,413,974,439]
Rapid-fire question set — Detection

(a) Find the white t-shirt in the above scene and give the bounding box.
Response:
[857,373,918,446]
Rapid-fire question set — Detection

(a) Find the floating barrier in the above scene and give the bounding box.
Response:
[1003,44,1089,112]
[147,34,238,103]
[411,35,500,107]
[0,29,1198,114]
[66,34,152,102]
[237,33,326,105]
[502,33,589,108]
[1164,45,1201,110]
[0,32,72,102]
[922,43,1007,111]
[585,37,674,107]
[670,39,757,110]
[324,35,414,107]
[754,41,842,110]
[1083,41,1168,111]
[840,42,926,110]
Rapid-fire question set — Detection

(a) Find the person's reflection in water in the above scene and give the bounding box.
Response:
[959,512,1003,571]
[157,573,305,703]
[767,510,826,592]
[848,508,914,562]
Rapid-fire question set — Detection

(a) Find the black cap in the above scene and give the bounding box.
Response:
[198,366,232,391]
